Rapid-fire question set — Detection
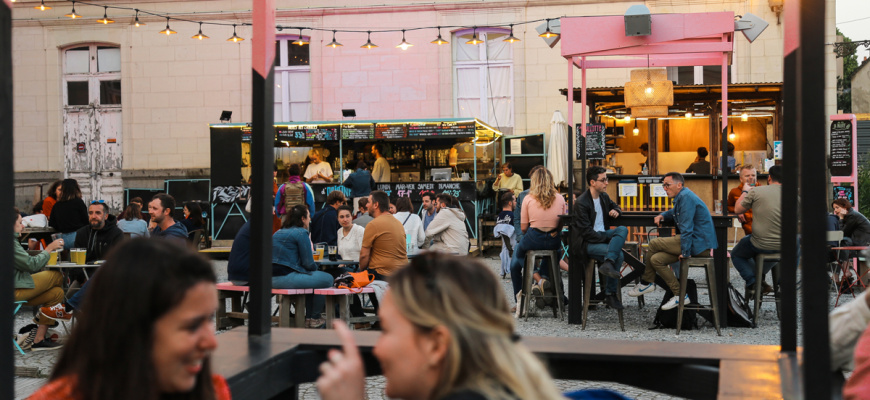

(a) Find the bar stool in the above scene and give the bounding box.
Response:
[519,250,564,320]
[752,253,782,321]
[677,257,721,336]
[582,259,625,331]
[621,241,645,308]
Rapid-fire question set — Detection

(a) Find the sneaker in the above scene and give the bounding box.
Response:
[762,282,774,294]
[30,339,63,352]
[40,304,73,322]
[19,328,37,351]
[661,295,689,311]
[540,278,554,298]
[598,261,621,279]
[627,282,657,297]
[514,291,522,318]
[532,284,545,309]
[604,294,625,311]
[305,318,325,329]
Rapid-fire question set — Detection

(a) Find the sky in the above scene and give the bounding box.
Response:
[837,0,870,63]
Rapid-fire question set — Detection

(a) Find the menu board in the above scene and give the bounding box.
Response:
[830,120,853,177]
[307,125,339,141]
[375,123,408,139]
[408,122,441,137]
[576,123,606,160]
[833,185,855,206]
[309,181,476,202]
[341,123,375,140]
[276,126,306,141]
[439,121,476,137]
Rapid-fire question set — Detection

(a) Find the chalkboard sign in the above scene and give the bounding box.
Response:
[311,125,340,141]
[439,121,476,137]
[276,126,306,141]
[576,123,606,160]
[375,123,408,139]
[342,124,374,140]
[408,122,440,137]
[833,185,854,206]
[309,181,476,202]
[830,120,853,177]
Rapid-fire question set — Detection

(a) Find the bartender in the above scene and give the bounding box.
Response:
[638,143,649,174]
[303,148,333,183]
[685,147,711,174]
[371,143,391,182]
[492,162,523,196]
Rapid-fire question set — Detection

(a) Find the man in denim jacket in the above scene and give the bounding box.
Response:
[628,172,717,311]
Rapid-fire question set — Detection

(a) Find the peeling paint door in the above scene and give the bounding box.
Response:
[62,45,123,211]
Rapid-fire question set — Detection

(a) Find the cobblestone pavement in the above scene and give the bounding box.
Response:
[15,253,825,399]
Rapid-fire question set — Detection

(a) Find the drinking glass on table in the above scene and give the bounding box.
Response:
[328,245,337,261]
[314,244,324,261]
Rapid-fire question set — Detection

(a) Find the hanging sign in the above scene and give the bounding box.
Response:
[830,120,853,177]
[76,142,86,153]
[833,185,855,206]
[576,123,606,159]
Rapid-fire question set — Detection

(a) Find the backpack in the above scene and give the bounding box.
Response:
[696,283,755,328]
[651,279,698,330]
[283,182,305,212]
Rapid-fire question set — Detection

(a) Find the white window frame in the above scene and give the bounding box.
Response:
[275,36,311,122]
[452,30,514,128]
[62,44,121,109]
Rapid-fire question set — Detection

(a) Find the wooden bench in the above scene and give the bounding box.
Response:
[216,282,312,329]
[313,287,379,329]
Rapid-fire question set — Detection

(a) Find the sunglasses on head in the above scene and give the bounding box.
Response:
[90,200,106,205]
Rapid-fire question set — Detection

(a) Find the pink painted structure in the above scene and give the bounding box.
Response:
[559,12,737,140]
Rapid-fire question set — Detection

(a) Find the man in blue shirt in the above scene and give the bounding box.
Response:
[421,192,438,231]
[148,194,188,244]
[628,172,717,311]
[310,191,346,246]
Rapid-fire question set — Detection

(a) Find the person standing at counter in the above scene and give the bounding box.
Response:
[371,143,391,183]
[638,143,649,174]
[343,161,376,215]
[685,147,711,174]
[492,163,524,196]
[303,148,333,183]
[728,165,756,234]
[421,193,438,231]
[628,172,717,311]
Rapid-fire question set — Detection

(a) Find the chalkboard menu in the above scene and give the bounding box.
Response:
[341,124,375,140]
[276,126,306,141]
[833,185,855,206]
[439,121,476,137]
[375,123,408,139]
[830,120,853,177]
[309,181,476,202]
[408,122,440,137]
[576,123,606,160]
[308,125,339,141]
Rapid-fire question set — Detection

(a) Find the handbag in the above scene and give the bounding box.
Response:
[333,271,375,291]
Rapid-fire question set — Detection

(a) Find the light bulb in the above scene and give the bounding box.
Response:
[729,133,736,140]
[624,116,631,122]
[685,112,692,119]
[741,113,749,122]
[645,86,654,95]
[633,127,639,136]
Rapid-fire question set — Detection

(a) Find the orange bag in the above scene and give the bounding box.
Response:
[348,271,374,288]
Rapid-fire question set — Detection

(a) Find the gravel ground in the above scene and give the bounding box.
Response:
[15,252,836,399]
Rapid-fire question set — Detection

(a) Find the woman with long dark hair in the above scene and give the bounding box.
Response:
[317,254,564,400]
[272,204,334,328]
[42,180,63,219]
[117,203,149,238]
[182,201,206,240]
[48,179,88,250]
[28,239,229,400]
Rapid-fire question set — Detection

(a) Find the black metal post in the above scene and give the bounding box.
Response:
[780,11,798,353]
[1,1,14,398]
[249,1,276,336]
[568,125,582,324]
[799,0,831,397]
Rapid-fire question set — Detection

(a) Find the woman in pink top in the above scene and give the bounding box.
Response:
[509,168,566,305]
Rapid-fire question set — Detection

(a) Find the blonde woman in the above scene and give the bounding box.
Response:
[316,253,564,400]
[303,148,333,183]
[509,167,566,310]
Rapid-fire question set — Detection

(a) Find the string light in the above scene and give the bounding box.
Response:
[96,6,114,24]
[35,0,51,11]
[729,124,736,140]
[227,24,244,42]
[158,17,176,35]
[504,24,520,43]
[539,18,559,38]
[741,112,749,121]
[685,112,692,119]
[466,27,483,45]
[326,30,342,48]
[396,30,413,50]
[292,28,308,46]
[64,2,81,19]
[431,27,449,45]
[192,22,209,40]
[133,9,145,27]
[361,31,377,49]
[623,115,631,122]
[633,120,639,136]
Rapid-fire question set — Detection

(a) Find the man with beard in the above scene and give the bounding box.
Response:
[72,200,125,263]
[148,194,188,243]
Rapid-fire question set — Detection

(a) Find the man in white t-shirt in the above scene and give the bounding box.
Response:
[303,148,333,183]
[371,143,391,183]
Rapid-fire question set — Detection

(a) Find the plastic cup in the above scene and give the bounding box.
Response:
[74,248,86,265]
[313,250,322,261]
[47,250,58,266]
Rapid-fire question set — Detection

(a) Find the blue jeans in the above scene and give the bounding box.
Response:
[67,278,89,310]
[585,226,628,295]
[510,228,562,296]
[731,235,779,287]
[272,270,334,318]
[61,231,76,251]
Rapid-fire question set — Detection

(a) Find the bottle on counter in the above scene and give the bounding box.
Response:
[642,164,648,175]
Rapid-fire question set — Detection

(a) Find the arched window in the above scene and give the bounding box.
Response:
[453,28,514,133]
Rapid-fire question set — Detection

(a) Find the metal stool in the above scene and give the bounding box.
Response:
[753,253,782,321]
[677,257,721,336]
[519,250,564,320]
[621,241,645,308]
[582,259,625,331]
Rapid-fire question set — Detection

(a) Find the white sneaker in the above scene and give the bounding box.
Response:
[661,295,689,311]
[514,291,522,318]
[627,282,657,297]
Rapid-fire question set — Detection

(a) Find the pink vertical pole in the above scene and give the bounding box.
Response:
[581,56,587,138]
[721,41,728,131]
[568,58,574,137]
